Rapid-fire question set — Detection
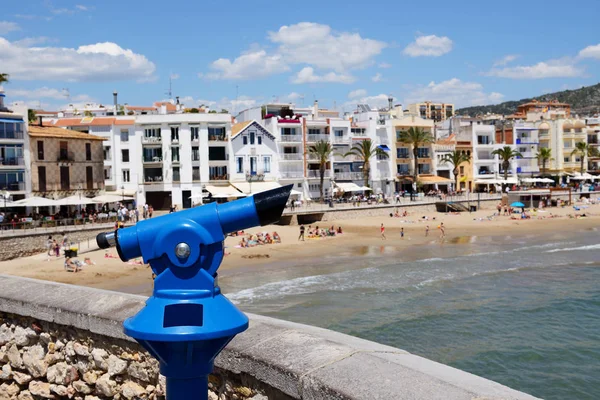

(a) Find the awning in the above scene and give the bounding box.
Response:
[0,119,24,123]
[13,197,59,207]
[378,145,390,151]
[93,194,135,203]
[55,195,101,206]
[334,182,364,192]
[418,175,453,185]
[474,178,518,185]
[104,190,136,197]
[230,181,281,195]
[205,185,246,198]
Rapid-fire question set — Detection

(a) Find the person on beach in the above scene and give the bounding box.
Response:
[425,225,430,237]
[46,236,53,257]
[380,223,386,240]
[400,227,404,239]
[298,225,305,241]
[439,222,445,239]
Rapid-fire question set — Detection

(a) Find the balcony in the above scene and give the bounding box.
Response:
[0,131,24,140]
[377,137,390,145]
[307,134,330,142]
[334,172,363,180]
[515,137,539,145]
[144,173,164,183]
[0,157,24,166]
[171,157,181,165]
[280,135,302,143]
[281,154,303,161]
[142,136,162,145]
[209,174,229,181]
[57,151,75,163]
[143,156,163,164]
[208,134,227,142]
[517,165,540,173]
[280,171,304,179]
[332,136,350,144]
[192,171,201,182]
[307,170,331,178]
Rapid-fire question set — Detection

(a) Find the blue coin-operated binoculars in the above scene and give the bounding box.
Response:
[97,185,292,400]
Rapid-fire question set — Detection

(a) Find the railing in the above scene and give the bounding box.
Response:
[377,137,390,145]
[208,135,227,142]
[518,165,540,173]
[57,151,75,162]
[307,134,330,142]
[209,174,229,181]
[143,156,163,163]
[280,135,302,142]
[142,136,162,144]
[0,157,24,166]
[144,176,164,183]
[0,181,25,191]
[334,172,363,180]
[280,171,303,179]
[332,136,350,144]
[307,170,331,178]
[282,154,303,161]
[0,132,24,140]
[171,157,180,164]
[433,144,455,152]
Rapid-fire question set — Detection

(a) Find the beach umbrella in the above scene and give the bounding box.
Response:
[55,195,101,206]
[13,197,60,207]
[92,194,134,203]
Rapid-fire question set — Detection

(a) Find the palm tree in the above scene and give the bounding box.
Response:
[343,139,388,188]
[398,127,434,187]
[491,146,522,189]
[536,148,553,176]
[0,74,9,85]
[308,140,334,201]
[571,142,592,175]
[440,150,471,192]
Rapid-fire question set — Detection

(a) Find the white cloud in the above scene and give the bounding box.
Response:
[0,38,156,82]
[378,62,392,68]
[13,37,54,47]
[291,67,355,84]
[372,73,383,82]
[8,87,69,99]
[170,95,260,114]
[0,21,20,34]
[344,93,394,110]
[75,5,88,11]
[579,43,600,59]
[348,89,367,99]
[268,22,386,72]
[405,78,504,107]
[493,54,518,67]
[170,73,180,80]
[486,59,584,79]
[403,35,453,57]
[203,50,289,80]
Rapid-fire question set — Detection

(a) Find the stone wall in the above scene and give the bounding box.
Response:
[0,274,540,400]
[0,227,112,261]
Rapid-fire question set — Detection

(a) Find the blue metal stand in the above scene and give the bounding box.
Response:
[96,186,292,400]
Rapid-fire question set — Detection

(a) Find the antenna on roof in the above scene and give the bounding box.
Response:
[166,75,173,99]
[62,88,70,102]
[233,85,239,115]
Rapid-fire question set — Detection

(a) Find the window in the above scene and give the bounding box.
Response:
[208,147,226,161]
[258,136,262,145]
[563,141,571,148]
[190,126,199,141]
[209,165,227,180]
[86,166,94,189]
[397,164,409,175]
[191,147,200,161]
[397,148,409,158]
[250,157,257,174]
[85,143,92,161]
[263,156,271,173]
[103,146,111,161]
[171,126,179,141]
[37,141,44,160]
[120,129,129,142]
[249,131,255,145]
[308,129,320,135]
[564,157,570,163]
[172,167,180,182]
[477,136,491,145]
[417,147,430,158]
[59,141,69,161]
[282,127,296,135]
[172,147,180,162]
[208,126,226,141]
[104,168,110,180]
[460,166,465,175]
[334,129,344,137]
[192,166,200,181]
[144,128,160,139]
[60,166,70,190]
[243,136,248,145]
[236,157,243,173]
[122,149,130,162]
[38,166,46,192]
[122,169,130,183]
[418,164,431,174]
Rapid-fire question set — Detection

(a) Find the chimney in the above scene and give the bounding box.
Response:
[113,91,118,114]
[38,115,43,127]
[388,96,393,111]
[176,96,180,105]
[313,100,318,119]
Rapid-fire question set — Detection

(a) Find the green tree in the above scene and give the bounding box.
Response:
[0,74,9,85]
[220,109,229,114]
[536,148,553,176]
[571,142,592,174]
[343,139,389,188]
[397,127,434,186]
[440,150,471,192]
[308,140,335,201]
[84,110,93,117]
[491,146,522,189]
[28,109,37,124]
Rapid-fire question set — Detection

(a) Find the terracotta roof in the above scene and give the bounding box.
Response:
[154,102,177,112]
[125,106,156,111]
[436,134,456,145]
[34,110,59,115]
[28,125,106,141]
[114,119,135,126]
[231,120,252,137]
[53,117,116,127]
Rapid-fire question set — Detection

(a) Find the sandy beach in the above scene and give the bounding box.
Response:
[1,202,599,295]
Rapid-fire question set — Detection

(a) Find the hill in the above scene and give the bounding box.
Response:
[456,83,600,117]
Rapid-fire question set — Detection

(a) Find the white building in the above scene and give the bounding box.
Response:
[512,122,540,176]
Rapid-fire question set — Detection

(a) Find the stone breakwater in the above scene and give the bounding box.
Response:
[0,313,271,400]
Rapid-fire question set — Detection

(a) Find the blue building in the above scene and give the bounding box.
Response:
[0,89,27,201]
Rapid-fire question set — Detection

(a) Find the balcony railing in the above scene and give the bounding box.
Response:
[307,134,330,142]
[280,171,304,179]
[332,136,350,144]
[334,172,363,180]
[209,174,229,181]
[0,157,24,166]
[280,135,302,142]
[142,136,162,144]
[144,175,164,183]
[281,154,303,161]
[307,170,331,178]
[208,135,227,142]
[143,156,163,163]
[0,132,24,140]
[57,151,75,162]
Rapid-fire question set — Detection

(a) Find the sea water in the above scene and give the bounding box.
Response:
[222,229,600,400]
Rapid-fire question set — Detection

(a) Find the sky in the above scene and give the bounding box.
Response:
[1,0,599,114]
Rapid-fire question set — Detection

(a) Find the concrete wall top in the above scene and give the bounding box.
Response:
[0,274,540,400]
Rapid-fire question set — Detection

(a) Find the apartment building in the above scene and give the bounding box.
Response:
[28,125,105,197]
[407,102,454,122]
[512,122,540,176]
[0,90,28,201]
[509,100,571,120]
[586,117,600,173]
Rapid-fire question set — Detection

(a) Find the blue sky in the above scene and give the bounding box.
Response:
[1,0,599,113]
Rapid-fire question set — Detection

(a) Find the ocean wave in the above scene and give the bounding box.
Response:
[546,244,600,253]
